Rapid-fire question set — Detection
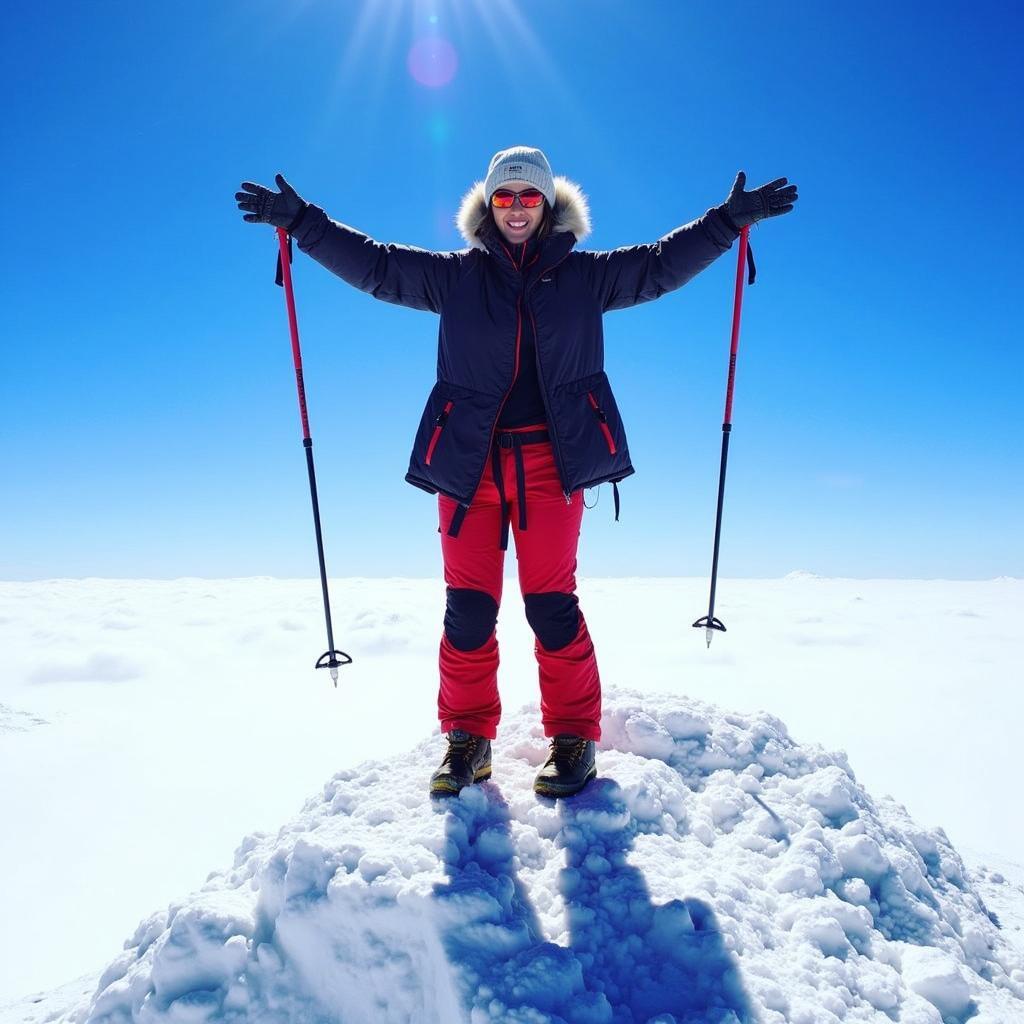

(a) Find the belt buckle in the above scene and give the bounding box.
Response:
[497,432,515,449]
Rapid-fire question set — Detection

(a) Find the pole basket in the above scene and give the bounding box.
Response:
[316,649,353,688]
[316,650,353,670]
[691,615,726,634]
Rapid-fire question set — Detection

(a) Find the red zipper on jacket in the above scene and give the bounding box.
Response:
[463,241,537,509]
[525,262,574,503]
[587,391,617,454]
[425,399,454,465]
[459,239,572,515]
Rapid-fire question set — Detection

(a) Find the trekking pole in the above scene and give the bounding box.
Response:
[275,227,352,686]
[693,224,756,648]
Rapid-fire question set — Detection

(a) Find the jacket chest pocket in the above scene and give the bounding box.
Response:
[425,400,454,465]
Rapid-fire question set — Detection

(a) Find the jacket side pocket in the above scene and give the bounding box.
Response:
[425,400,455,465]
[586,391,617,454]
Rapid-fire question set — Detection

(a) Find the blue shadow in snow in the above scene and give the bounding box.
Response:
[432,775,754,1024]
[555,776,753,1022]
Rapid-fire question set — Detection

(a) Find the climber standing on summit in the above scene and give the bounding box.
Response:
[236,146,798,800]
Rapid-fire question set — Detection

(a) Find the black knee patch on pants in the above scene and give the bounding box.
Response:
[524,592,580,651]
[444,587,498,652]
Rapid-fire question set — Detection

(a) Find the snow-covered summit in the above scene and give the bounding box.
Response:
[59,689,1023,1024]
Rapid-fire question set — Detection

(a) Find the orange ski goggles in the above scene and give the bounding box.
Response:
[490,188,546,209]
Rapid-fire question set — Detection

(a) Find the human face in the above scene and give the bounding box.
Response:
[490,180,546,245]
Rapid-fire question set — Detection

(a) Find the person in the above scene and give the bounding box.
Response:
[236,146,798,800]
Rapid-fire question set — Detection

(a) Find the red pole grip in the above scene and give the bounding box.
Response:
[276,227,312,441]
[723,225,750,426]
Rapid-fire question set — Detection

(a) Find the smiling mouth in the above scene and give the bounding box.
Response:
[507,220,529,230]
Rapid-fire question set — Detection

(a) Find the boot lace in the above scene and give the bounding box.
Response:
[548,736,587,768]
[443,733,479,767]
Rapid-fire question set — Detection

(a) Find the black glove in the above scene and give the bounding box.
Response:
[719,170,799,231]
[235,173,309,231]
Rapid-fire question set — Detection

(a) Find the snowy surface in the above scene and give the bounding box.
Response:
[960,846,1024,959]
[0,576,1022,1021]
[5,691,1024,1023]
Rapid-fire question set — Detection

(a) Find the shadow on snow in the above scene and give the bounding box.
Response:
[433,776,753,1024]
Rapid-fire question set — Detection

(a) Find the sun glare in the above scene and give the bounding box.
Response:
[407,34,458,88]
[322,0,578,107]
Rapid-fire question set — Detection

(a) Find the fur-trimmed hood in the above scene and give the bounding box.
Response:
[455,175,592,251]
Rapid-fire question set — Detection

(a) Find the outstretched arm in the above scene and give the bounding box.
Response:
[581,207,739,312]
[580,171,798,312]
[237,174,463,314]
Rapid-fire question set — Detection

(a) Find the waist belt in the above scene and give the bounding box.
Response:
[491,429,550,550]
[444,428,550,548]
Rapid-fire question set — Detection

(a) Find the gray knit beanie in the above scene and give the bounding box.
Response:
[483,146,556,208]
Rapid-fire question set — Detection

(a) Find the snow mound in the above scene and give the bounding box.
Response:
[61,689,1023,1023]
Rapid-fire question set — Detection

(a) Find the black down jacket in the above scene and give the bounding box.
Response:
[290,174,740,530]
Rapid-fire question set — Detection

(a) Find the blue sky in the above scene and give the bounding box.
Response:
[2,0,1021,580]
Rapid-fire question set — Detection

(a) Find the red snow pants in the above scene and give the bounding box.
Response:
[437,423,602,742]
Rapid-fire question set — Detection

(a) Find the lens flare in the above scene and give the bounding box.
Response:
[407,35,458,88]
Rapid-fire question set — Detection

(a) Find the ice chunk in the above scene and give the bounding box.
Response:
[901,946,971,1019]
[836,834,890,885]
[802,766,858,823]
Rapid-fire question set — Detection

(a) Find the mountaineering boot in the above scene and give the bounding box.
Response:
[533,734,597,797]
[430,729,492,798]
